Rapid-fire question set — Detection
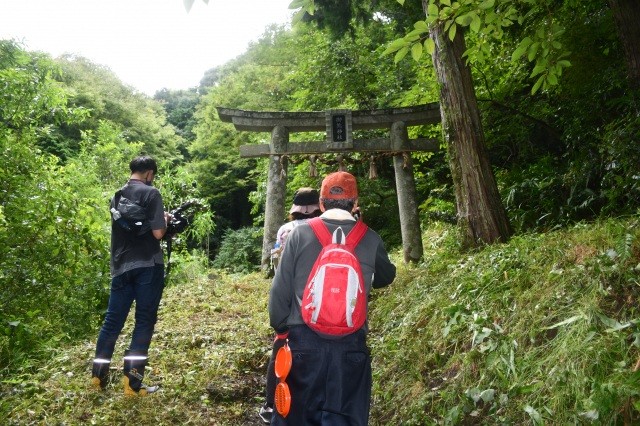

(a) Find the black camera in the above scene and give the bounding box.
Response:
[166,200,200,236]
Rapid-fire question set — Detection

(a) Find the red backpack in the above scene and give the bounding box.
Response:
[301,218,369,336]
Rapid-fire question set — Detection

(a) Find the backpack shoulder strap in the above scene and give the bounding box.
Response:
[112,183,129,207]
[307,218,332,247]
[345,220,368,247]
[111,190,122,209]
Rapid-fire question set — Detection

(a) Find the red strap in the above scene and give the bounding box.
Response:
[307,218,332,246]
[346,220,368,246]
[307,218,368,247]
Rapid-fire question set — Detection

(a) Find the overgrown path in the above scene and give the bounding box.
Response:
[2,271,274,425]
[4,219,640,424]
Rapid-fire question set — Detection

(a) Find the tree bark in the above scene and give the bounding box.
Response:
[426,12,512,248]
[608,0,640,89]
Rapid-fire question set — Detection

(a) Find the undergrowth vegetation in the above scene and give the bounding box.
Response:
[2,216,639,424]
[0,264,273,425]
[370,216,640,424]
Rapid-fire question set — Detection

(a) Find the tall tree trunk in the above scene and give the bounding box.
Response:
[426,16,512,248]
[608,0,640,90]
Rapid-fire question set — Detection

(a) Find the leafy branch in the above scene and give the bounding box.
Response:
[383,0,572,94]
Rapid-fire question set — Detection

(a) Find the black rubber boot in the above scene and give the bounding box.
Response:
[91,359,111,390]
[123,350,159,396]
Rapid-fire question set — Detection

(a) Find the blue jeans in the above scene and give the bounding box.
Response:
[94,265,164,360]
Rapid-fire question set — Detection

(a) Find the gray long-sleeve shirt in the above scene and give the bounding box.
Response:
[268,209,396,333]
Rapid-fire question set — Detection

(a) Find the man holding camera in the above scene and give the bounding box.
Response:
[91,155,171,395]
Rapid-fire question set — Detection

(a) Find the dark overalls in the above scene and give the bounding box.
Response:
[271,325,371,426]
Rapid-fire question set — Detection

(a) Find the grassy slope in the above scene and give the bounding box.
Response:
[1,217,639,425]
[370,218,640,425]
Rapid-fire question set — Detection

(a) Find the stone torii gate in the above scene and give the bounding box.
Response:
[217,103,441,270]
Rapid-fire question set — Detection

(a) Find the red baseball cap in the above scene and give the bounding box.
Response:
[320,171,358,200]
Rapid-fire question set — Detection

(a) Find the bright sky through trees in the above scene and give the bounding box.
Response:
[0,0,293,95]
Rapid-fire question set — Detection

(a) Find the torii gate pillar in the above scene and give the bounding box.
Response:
[263,125,289,270]
[392,121,423,262]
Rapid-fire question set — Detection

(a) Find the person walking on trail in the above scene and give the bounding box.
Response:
[269,187,322,274]
[260,187,321,423]
[90,155,171,396]
[267,171,396,425]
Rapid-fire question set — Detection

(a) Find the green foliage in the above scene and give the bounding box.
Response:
[190,50,274,237]
[162,248,212,286]
[0,41,112,367]
[499,157,567,231]
[266,0,638,234]
[212,227,263,273]
[78,120,144,187]
[356,166,404,247]
[382,0,574,94]
[282,22,420,110]
[153,87,200,145]
[0,40,89,157]
[54,55,185,162]
[413,150,456,225]
[156,163,216,260]
[598,115,640,214]
[474,1,638,231]
[1,41,65,128]
[369,217,640,424]
[0,132,110,368]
